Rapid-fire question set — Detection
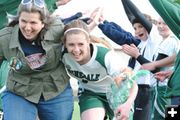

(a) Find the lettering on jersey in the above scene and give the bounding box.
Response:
[67,68,100,81]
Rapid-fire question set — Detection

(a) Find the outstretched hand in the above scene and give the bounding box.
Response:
[122,44,140,58]
[88,7,104,31]
[155,70,173,81]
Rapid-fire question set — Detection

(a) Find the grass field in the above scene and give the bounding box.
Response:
[72,101,80,120]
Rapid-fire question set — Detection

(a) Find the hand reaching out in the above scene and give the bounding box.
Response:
[155,70,173,81]
[90,7,104,24]
[56,0,71,6]
[88,7,104,31]
[122,44,140,58]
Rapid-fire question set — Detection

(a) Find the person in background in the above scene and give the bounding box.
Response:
[118,17,160,120]
[0,0,74,120]
[62,19,138,120]
[89,0,161,119]
[149,0,180,40]
[152,18,179,119]
[125,17,179,120]
[143,0,180,106]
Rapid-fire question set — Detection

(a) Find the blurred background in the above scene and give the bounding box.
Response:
[54,0,160,35]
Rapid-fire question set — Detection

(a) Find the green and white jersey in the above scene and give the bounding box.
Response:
[62,44,125,93]
[156,34,180,86]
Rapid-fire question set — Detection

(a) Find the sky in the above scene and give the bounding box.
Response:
[55,0,160,46]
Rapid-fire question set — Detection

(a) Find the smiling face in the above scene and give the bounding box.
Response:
[65,32,91,65]
[157,18,171,39]
[19,11,45,41]
[133,23,148,41]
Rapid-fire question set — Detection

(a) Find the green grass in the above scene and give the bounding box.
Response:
[72,101,80,120]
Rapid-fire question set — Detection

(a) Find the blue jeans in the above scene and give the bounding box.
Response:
[171,96,180,105]
[2,83,74,120]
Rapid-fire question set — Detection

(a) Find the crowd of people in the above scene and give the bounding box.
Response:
[0,0,179,120]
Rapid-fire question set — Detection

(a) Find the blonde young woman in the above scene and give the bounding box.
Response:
[62,19,138,120]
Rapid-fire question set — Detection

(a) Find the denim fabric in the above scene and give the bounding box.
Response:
[171,96,180,105]
[2,83,74,120]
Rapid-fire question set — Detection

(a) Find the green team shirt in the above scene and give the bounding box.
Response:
[63,44,126,93]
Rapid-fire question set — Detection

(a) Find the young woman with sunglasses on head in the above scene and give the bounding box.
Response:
[0,0,73,120]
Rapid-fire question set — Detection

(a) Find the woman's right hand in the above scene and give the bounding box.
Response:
[115,101,131,120]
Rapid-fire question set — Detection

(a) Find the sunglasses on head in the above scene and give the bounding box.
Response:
[21,0,45,8]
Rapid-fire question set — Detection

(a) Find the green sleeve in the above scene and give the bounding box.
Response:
[0,60,9,87]
[45,0,57,13]
[0,0,21,29]
[149,0,180,39]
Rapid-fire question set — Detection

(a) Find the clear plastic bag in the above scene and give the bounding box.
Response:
[106,70,150,119]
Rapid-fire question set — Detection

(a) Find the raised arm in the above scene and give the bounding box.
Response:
[88,7,141,46]
[121,0,152,33]
[98,21,140,46]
